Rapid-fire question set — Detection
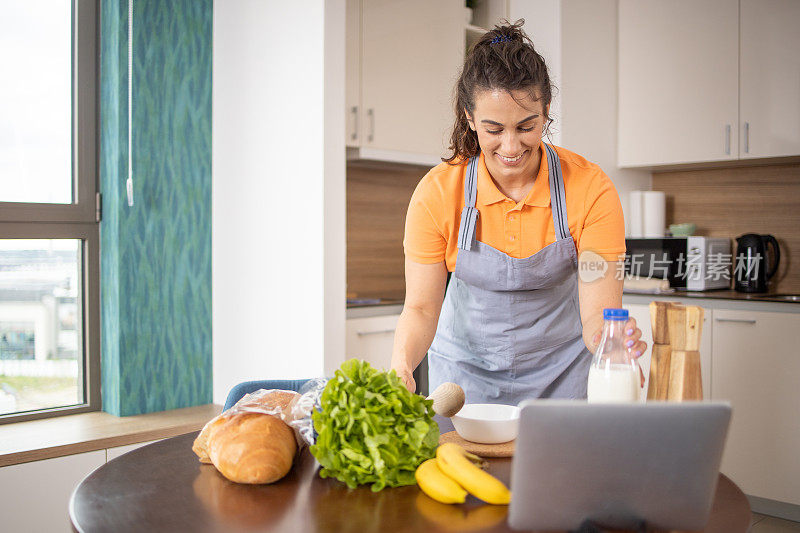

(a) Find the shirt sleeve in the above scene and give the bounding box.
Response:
[403,178,447,264]
[578,170,627,262]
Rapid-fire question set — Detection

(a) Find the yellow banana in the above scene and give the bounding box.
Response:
[415,493,508,531]
[415,458,468,504]
[436,443,511,505]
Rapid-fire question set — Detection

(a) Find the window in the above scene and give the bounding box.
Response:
[0,0,99,423]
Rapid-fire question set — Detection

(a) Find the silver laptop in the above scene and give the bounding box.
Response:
[508,401,731,531]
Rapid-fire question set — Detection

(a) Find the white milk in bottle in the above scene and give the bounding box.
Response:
[587,308,641,403]
[587,364,640,403]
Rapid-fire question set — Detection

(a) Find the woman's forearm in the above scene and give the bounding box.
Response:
[578,260,624,354]
[390,304,440,376]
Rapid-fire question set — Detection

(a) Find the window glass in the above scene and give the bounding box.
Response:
[0,239,82,415]
[0,1,73,204]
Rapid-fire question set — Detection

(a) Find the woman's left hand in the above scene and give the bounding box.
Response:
[590,317,648,387]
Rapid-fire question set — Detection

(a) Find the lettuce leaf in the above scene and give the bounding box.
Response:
[309,359,439,491]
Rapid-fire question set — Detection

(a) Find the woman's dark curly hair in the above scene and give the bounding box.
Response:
[444,20,555,164]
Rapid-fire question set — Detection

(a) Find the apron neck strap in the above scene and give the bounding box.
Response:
[458,147,571,251]
[544,143,571,241]
[457,156,480,251]
[464,156,479,208]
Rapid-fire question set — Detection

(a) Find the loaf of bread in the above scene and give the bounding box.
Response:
[208,412,297,484]
[193,389,300,483]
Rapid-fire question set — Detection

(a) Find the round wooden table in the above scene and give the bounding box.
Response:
[69,431,751,533]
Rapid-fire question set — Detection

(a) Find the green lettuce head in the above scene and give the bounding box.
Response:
[309,359,439,491]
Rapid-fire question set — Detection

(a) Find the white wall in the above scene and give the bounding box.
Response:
[212,0,346,404]
[560,0,651,234]
[510,0,562,147]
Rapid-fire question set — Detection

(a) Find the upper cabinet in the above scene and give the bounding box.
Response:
[346,0,464,163]
[739,0,800,159]
[618,0,739,167]
[618,0,800,167]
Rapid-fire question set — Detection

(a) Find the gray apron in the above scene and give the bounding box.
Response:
[428,143,591,405]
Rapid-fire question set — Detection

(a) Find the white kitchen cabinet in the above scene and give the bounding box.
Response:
[345,0,362,147]
[739,0,800,159]
[345,314,399,370]
[711,309,800,506]
[624,301,712,401]
[618,0,739,167]
[619,0,800,167]
[348,0,463,159]
[0,450,106,533]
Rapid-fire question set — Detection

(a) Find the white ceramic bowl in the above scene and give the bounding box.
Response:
[451,403,520,444]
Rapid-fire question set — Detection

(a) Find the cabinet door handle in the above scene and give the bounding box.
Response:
[714,318,756,324]
[367,108,375,142]
[725,124,731,155]
[744,121,749,154]
[357,328,394,336]
[350,106,358,141]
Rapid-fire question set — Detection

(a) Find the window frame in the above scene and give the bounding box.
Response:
[0,0,100,424]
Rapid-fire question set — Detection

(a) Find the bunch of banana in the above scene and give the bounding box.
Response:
[414,443,511,505]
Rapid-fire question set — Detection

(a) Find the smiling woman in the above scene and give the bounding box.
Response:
[390,21,647,404]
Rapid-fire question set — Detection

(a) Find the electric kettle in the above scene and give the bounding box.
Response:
[734,234,781,293]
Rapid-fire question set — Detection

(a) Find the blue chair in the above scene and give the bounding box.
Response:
[223,379,312,411]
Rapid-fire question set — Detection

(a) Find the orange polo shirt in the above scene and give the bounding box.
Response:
[404,142,626,271]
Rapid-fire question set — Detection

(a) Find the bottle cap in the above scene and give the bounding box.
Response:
[603,308,629,321]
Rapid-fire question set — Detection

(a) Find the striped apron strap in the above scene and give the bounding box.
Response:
[458,156,480,251]
[544,143,571,241]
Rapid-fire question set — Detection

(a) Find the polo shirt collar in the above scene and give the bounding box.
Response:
[476,141,551,208]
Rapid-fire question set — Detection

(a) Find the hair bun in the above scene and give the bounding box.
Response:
[484,19,526,46]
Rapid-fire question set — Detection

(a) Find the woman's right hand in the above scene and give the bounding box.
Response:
[394,366,416,393]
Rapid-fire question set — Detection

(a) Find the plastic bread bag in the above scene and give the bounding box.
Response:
[192,378,328,463]
[286,378,328,446]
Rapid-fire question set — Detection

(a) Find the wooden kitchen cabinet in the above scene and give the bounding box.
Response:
[345,314,399,370]
[624,301,712,401]
[347,0,464,160]
[711,309,800,506]
[618,0,739,167]
[739,0,800,159]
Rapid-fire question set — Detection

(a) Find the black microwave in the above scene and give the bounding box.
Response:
[625,237,732,291]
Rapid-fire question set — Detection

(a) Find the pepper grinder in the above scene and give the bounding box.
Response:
[427,382,465,418]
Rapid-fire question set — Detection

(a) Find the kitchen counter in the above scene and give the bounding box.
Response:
[622,290,800,314]
[346,297,404,309]
[625,289,800,304]
[347,299,404,319]
[347,290,800,319]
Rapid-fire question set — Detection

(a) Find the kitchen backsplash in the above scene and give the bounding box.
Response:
[652,161,800,294]
[348,160,800,298]
[347,163,428,300]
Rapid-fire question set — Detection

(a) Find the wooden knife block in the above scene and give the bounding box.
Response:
[647,301,704,401]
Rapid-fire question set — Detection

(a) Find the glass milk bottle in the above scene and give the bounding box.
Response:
[587,309,641,403]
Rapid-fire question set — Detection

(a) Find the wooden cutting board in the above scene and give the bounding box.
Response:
[438,431,514,457]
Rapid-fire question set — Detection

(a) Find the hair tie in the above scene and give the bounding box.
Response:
[490,35,513,44]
